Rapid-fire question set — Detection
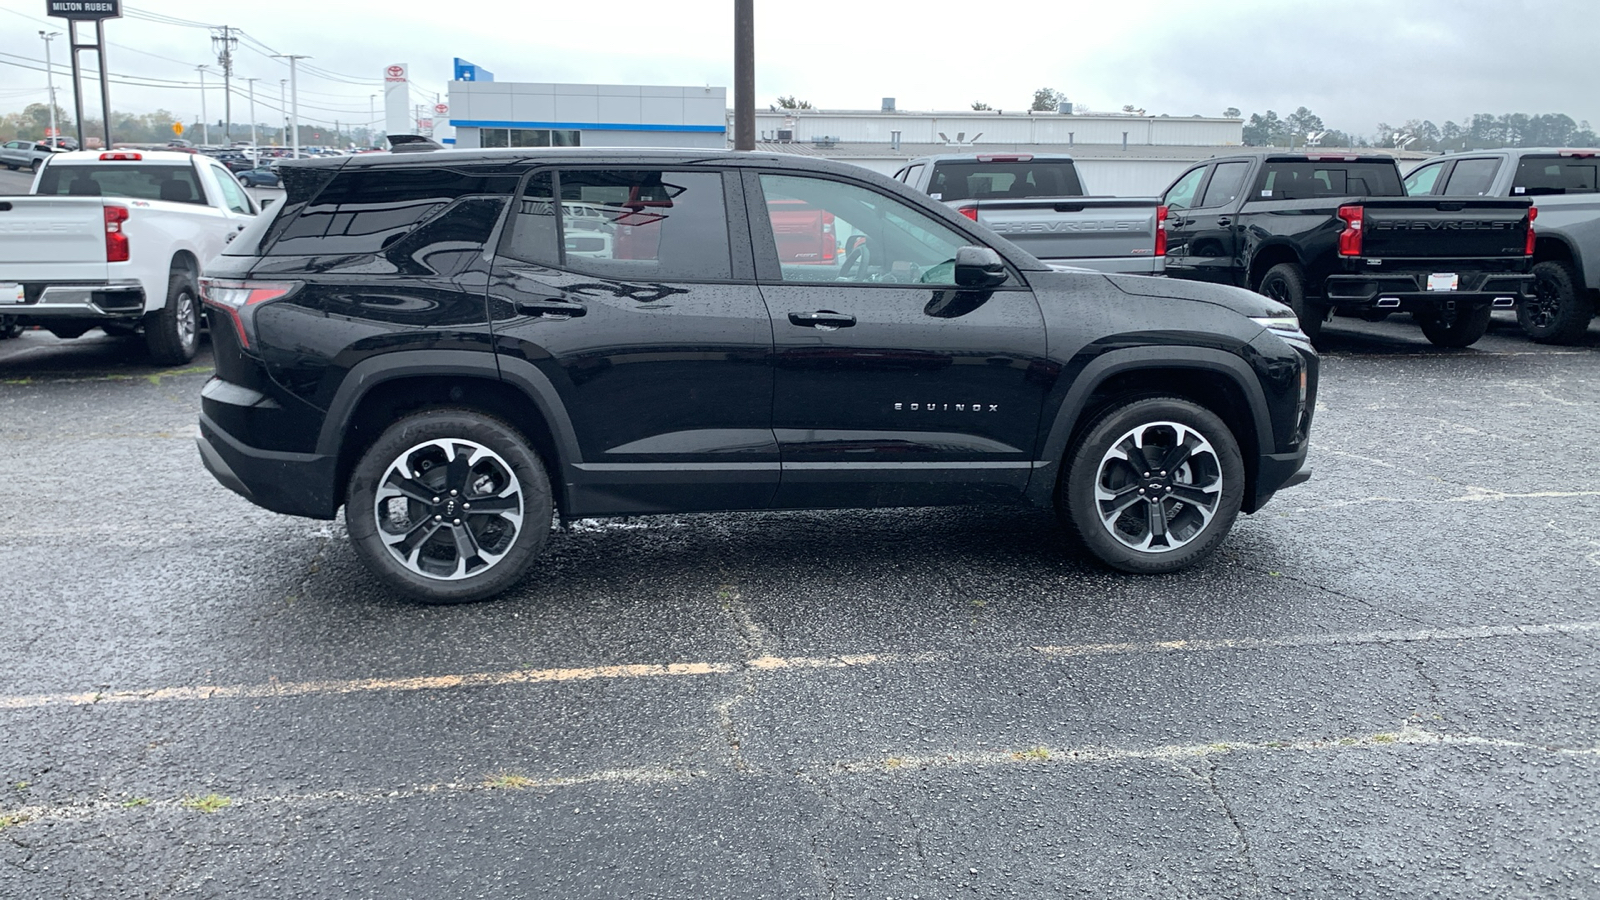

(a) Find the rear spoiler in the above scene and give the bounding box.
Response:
[387,134,444,153]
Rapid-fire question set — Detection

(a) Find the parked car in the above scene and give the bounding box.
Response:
[1159,152,1536,347]
[196,148,1317,603]
[1404,147,1600,343]
[0,139,62,173]
[236,166,281,187]
[0,149,261,362]
[893,154,1165,275]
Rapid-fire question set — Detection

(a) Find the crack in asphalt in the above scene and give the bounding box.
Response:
[712,570,770,777]
[1196,758,1263,896]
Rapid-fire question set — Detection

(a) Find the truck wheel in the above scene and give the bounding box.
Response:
[345,409,554,604]
[1518,260,1593,345]
[1417,303,1492,348]
[1058,396,1244,574]
[144,269,200,364]
[30,159,41,174]
[0,316,20,339]
[1258,263,1326,343]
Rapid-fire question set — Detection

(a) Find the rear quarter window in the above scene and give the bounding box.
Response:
[267,166,517,256]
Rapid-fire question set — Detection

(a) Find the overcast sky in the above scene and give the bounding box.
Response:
[1,0,1592,137]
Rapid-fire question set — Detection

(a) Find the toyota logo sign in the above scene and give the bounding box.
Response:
[384,64,407,83]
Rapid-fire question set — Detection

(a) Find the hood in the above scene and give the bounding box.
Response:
[1102,274,1293,319]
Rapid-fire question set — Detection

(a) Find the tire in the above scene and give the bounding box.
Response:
[1518,260,1594,345]
[345,409,553,604]
[30,159,41,174]
[1059,396,1245,574]
[1257,262,1326,343]
[144,268,200,364]
[1417,303,1492,348]
[0,316,20,339]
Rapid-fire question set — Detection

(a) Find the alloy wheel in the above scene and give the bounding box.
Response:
[373,438,525,580]
[1092,420,1224,553]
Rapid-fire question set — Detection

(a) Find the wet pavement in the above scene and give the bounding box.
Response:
[1,315,1597,898]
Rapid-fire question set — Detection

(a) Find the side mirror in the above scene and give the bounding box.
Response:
[954,246,1008,288]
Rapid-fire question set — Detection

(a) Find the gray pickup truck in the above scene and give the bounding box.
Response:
[892,154,1164,275]
[0,140,61,174]
[1404,148,1600,343]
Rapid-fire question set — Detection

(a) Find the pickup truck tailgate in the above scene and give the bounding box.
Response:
[974,198,1160,262]
[0,197,111,282]
[1359,199,1532,259]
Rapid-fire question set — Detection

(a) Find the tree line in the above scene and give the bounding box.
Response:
[1,102,365,147]
[1241,106,1597,151]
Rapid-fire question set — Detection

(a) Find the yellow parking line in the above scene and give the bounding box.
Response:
[2,621,1595,712]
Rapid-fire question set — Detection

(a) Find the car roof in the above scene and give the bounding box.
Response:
[48,150,200,165]
[302,147,891,181]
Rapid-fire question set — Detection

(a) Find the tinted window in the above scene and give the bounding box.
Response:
[1256,162,1403,200]
[758,173,980,286]
[1163,167,1206,210]
[1441,158,1501,196]
[552,169,731,281]
[1199,161,1249,208]
[36,164,206,204]
[1512,156,1599,195]
[270,167,516,256]
[1403,162,1446,196]
[927,160,1083,201]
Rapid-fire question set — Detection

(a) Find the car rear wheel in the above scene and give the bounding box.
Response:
[1059,397,1244,574]
[1258,262,1326,343]
[144,269,200,364]
[1518,260,1593,345]
[1417,303,1492,348]
[346,409,553,604]
[30,159,41,174]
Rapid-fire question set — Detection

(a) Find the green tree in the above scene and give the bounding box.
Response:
[971,102,992,111]
[1223,107,1241,118]
[1031,88,1063,112]
[775,95,812,110]
[1243,110,1283,146]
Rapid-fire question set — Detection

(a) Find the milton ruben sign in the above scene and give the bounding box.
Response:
[46,0,121,20]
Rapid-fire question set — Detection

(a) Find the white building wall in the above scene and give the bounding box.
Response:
[754,112,1241,148]
[1074,159,1197,197]
[448,82,726,150]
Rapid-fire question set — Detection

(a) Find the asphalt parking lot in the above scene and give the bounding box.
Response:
[1,313,1597,898]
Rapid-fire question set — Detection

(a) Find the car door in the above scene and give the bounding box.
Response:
[0,141,21,166]
[1175,160,1251,285]
[746,169,1049,509]
[486,166,778,516]
[1159,164,1210,279]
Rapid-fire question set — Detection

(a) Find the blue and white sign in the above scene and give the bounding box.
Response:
[453,58,494,82]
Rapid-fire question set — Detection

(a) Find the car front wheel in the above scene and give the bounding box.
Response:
[346,409,553,604]
[1059,397,1245,574]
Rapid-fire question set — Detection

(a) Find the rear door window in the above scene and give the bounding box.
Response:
[1441,158,1501,196]
[1198,161,1250,208]
[1512,156,1599,195]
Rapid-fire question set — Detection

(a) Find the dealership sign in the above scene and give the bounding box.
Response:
[46,0,121,19]
[385,64,407,83]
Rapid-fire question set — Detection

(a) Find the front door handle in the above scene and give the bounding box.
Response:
[1216,216,1231,226]
[788,310,856,329]
[516,298,587,318]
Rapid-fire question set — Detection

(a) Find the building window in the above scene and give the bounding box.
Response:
[480,128,581,149]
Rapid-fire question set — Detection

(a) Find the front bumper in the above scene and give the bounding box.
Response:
[1249,447,1311,514]
[0,280,147,319]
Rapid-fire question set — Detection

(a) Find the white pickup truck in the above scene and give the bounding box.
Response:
[0,149,261,362]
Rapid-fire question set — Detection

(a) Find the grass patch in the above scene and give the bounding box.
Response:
[0,814,33,830]
[484,773,536,790]
[181,793,231,813]
[122,797,152,808]
[1371,733,1396,744]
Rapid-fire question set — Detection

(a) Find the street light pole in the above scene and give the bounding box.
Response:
[279,79,286,145]
[196,65,210,145]
[273,55,309,157]
[39,31,61,145]
[369,94,375,147]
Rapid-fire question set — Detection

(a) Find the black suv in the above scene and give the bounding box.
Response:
[197,149,1317,603]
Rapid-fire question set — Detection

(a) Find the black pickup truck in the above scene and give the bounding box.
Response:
[196,149,1317,604]
[1160,153,1536,347]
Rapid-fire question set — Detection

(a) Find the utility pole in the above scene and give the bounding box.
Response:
[279,79,286,145]
[733,0,754,151]
[39,31,61,145]
[196,65,210,145]
[273,55,309,157]
[212,25,238,142]
[369,94,375,147]
[243,77,258,156]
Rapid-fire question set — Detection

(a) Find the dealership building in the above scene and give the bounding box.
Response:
[446,79,727,151]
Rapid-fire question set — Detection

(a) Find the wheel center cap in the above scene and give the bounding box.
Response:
[442,498,459,517]
[1149,482,1165,493]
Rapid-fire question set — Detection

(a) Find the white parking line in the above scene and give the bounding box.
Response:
[2,621,1595,712]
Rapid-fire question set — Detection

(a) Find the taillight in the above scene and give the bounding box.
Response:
[1525,206,1538,256]
[104,205,129,262]
[1155,205,1169,257]
[1337,204,1364,257]
[199,278,299,350]
[821,211,835,262]
[957,205,979,221]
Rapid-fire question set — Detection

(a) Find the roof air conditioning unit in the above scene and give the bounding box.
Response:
[882,97,896,112]
[776,129,794,142]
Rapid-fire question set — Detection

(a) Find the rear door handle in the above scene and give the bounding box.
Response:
[788,310,856,329]
[516,298,587,318]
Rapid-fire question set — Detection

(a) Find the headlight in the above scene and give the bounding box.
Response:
[1250,315,1306,338]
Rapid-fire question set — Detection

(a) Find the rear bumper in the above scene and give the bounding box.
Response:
[0,280,147,319]
[1323,272,1532,311]
[198,409,340,520]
